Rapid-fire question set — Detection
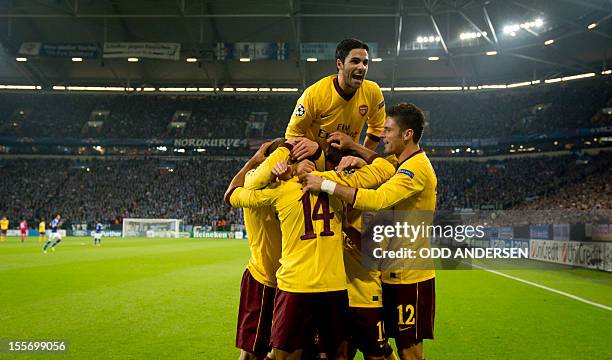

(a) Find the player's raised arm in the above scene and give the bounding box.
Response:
[327,131,379,163]
[224,141,271,200]
[244,139,295,190]
[308,156,395,189]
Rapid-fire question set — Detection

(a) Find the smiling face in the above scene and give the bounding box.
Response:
[337,48,369,91]
[381,116,413,156]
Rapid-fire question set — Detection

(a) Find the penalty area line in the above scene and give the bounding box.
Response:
[470,263,612,311]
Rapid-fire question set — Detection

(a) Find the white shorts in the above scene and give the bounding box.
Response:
[94,233,102,240]
[51,232,62,240]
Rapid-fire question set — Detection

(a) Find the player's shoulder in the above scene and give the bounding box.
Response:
[305,75,335,94]
[361,79,382,92]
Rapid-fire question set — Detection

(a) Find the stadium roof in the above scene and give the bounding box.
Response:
[0,0,610,89]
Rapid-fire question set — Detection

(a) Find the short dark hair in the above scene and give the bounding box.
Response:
[335,38,369,64]
[387,103,425,143]
[324,144,361,167]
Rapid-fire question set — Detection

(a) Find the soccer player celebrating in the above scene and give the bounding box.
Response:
[43,214,63,253]
[301,104,437,360]
[19,219,27,242]
[93,221,103,246]
[0,216,8,242]
[286,38,386,159]
[229,138,321,360]
[225,152,349,360]
[38,219,46,242]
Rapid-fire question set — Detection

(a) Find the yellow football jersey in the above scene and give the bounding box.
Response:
[228,179,346,293]
[285,75,386,150]
[353,150,437,284]
[39,222,46,232]
[239,145,292,288]
[0,219,8,230]
[313,156,395,307]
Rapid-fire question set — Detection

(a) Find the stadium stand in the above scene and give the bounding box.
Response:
[0,151,609,228]
[0,79,609,140]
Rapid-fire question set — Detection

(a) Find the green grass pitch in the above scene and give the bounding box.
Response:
[0,236,610,359]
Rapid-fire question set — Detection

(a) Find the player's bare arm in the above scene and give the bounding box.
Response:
[327,132,379,163]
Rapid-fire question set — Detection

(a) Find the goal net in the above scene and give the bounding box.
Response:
[122,218,182,238]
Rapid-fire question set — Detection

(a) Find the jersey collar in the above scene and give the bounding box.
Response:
[397,149,424,169]
[333,76,357,101]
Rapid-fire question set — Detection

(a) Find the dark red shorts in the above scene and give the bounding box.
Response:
[348,306,391,357]
[271,289,349,356]
[382,278,435,349]
[235,269,276,355]
[40,232,46,235]
[1,229,7,235]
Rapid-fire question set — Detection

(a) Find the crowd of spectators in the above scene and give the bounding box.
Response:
[0,152,609,228]
[0,157,243,228]
[0,78,609,141]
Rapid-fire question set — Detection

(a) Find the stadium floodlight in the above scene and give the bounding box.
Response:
[460,31,487,40]
[239,58,251,62]
[503,18,544,36]
[156,146,167,151]
[602,70,612,75]
[372,58,382,62]
[588,23,597,29]
[486,51,498,56]
[544,39,554,45]
[127,57,139,62]
[223,87,235,92]
[380,87,392,91]
[71,57,83,62]
[417,35,440,43]
[271,88,299,92]
[306,57,318,62]
[428,56,439,61]
[186,57,197,63]
[159,87,186,92]
[198,87,215,92]
[258,88,271,91]
[16,57,27,62]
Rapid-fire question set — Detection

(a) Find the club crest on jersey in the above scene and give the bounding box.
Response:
[295,104,306,117]
[359,105,368,116]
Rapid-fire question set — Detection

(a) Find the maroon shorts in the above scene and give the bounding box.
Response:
[20,230,26,235]
[271,289,349,356]
[348,306,392,357]
[382,278,435,349]
[235,269,276,355]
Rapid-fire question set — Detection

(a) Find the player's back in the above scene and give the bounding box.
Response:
[273,179,346,293]
[242,205,282,288]
[0,219,8,230]
[229,178,346,293]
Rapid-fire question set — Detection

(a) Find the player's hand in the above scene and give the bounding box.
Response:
[291,138,320,161]
[251,141,272,165]
[299,173,323,193]
[295,160,316,177]
[327,132,355,150]
[336,156,366,173]
[272,160,292,180]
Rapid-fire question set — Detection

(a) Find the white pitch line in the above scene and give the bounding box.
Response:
[471,263,612,311]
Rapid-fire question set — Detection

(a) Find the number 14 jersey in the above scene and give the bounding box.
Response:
[227,178,346,293]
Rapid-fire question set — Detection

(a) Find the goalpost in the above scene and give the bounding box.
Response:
[122,218,182,238]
